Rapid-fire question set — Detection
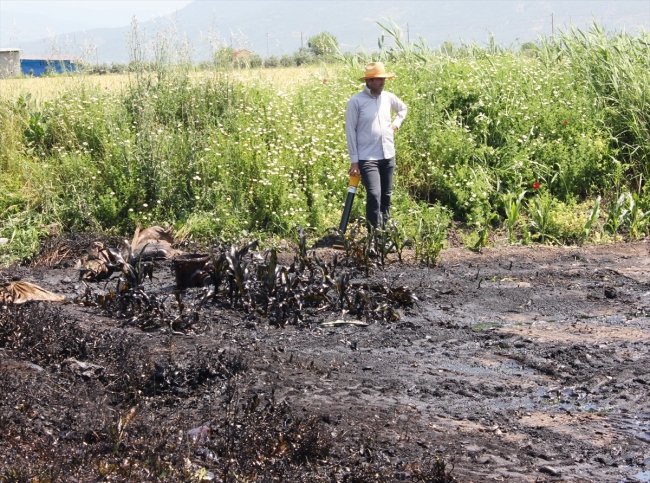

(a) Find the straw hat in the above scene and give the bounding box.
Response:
[359,62,395,81]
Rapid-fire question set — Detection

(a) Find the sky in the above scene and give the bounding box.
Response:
[2,1,650,62]
[1,1,193,44]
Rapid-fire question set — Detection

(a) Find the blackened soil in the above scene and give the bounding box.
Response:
[3,241,650,482]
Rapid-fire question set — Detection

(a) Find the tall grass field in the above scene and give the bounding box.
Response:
[1,23,650,265]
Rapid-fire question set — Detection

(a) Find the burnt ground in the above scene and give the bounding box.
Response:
[2,239,650,482]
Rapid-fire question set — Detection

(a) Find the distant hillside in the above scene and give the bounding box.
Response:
[10,0,650,63]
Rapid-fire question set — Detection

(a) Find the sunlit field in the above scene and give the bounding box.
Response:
[1,23,650,265]
[0,66,335,102]
[0,74,131,101]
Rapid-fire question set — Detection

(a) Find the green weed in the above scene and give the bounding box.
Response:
[471,322,503,331]
[414,206,451,266]
[626,193,650,240]
[528,193,557,244]
[605,193,628,239]
[502,191,526,244]
[581,196,601,245]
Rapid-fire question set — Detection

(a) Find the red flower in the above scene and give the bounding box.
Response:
[323,78,327,83]
[563,120,568,125]
[533,182,541,189]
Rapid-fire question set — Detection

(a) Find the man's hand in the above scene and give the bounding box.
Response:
[349,162,360,176]
[391,124,398,132]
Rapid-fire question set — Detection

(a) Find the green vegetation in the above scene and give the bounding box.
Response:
[1,22,650,265]
[307,31,339,57]
[471,322,503,331]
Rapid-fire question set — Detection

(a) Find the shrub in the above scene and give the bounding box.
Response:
[264,56,279,68]
[307,31,338,56]
[280,54,295,67]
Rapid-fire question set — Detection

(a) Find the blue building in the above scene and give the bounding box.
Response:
[20,56,79,76]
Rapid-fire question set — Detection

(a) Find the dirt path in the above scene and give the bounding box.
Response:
[2,241,650,482]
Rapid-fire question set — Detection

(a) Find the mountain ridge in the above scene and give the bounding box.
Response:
[5,1,649,63]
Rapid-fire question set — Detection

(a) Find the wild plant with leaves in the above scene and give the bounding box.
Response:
[528,193,557,244]
[580,197,601,245]
[414,209,450,267]
[625,193,650,240]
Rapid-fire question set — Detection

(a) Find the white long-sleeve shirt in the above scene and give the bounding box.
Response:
[345,87,407,163]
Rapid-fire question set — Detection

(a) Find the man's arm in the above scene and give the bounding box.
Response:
[390,94,407,131]
[345,98,361,175]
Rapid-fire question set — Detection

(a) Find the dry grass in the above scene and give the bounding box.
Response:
[0,74,129,101]
[0,65,341,102]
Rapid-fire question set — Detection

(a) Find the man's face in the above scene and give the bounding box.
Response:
[366,77,385,95]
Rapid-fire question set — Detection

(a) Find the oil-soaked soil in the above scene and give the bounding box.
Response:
[2,240,650,482]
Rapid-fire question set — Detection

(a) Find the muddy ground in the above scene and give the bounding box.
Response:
[2,239,650,482]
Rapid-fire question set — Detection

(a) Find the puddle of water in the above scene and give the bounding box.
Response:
[630,471,650,483]
[533,387,605,413]
[426,349,540,378]
[490,359,537,376]
[557,402,602,412]
[430,360,511,378]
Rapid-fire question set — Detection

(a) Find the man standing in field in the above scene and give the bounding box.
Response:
[345,62,407,229]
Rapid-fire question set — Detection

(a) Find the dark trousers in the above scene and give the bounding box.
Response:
[359,157,395,229]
